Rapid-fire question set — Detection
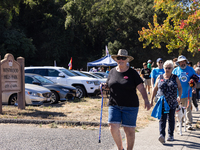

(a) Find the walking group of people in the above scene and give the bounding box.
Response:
[102,49,199,150]
[142,55,199,143]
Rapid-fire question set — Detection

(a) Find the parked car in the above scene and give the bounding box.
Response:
[24,66,101,98]
[93,72,108,78]
[80,71,107,84]
[2,84,52,105]
[25,73,76,104]
[69,70,106,84]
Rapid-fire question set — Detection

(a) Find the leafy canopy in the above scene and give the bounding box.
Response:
[138,0,200,55]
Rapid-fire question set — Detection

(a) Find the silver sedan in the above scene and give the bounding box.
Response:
[2,84,52,105]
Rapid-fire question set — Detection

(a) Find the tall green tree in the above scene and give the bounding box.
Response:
[0,0,36,63]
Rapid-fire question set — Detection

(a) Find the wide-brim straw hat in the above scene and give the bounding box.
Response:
[111,49,134,62]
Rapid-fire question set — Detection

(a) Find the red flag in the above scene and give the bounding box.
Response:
[68,57,72,70]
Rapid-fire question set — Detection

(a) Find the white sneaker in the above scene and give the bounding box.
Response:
[196,107,198,112]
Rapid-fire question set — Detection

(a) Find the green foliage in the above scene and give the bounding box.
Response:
[2,30,36,57]
[3,0,195,69]
[138,0,200,55]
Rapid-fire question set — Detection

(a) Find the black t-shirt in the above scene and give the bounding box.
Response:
[141,68,151,79]
[106,67,143,107]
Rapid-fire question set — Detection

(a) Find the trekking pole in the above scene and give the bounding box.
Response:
[98,84,104,143]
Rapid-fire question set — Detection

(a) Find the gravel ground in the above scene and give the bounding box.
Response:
[0,124,125,150]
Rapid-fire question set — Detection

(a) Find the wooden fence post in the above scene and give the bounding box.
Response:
[17,57,25,109]
[0,55,2,114]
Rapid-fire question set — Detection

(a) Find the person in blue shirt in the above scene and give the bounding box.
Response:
[150,58,165,88]
[106,68,110,74]
[172,55,196,130]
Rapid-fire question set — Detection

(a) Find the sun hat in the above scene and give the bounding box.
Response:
[195,67,200,72]
[111,49,134,62]
[176,55,189,66]
[157,58,163,63]
[147,60,151,63]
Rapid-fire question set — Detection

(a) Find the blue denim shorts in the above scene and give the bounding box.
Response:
[108,105,139,127]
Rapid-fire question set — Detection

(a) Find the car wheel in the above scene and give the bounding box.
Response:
[50,91,59,104]
[9,94,18,105]
[75,86,85,98]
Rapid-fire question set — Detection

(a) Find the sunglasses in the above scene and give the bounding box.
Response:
[165,67,172,70]
[143,64,147,66]
[158,61,163,64]
[116,56,127,60]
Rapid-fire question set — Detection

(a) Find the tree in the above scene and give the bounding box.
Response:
[138,0,200,55]
[0,0,36,63]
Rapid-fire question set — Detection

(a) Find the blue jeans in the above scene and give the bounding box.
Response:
[159,108,176,137]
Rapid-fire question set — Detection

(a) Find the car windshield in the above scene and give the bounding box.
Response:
[59,68,76,76]
[90,73,103,79]
[94,72,108,78]
[81,72,100,79]
[34,75,54,84]
[68,70,88,77]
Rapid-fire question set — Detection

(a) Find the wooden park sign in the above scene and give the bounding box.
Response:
[1,54,21,92]
[0,53,25,113]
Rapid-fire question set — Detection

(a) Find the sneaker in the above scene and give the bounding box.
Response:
[158,135,165,144]
[196,107,198,112]
[187,126,193,130]
[167,136,174,141]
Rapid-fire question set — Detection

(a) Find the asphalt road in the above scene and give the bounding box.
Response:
[0,124,124,150]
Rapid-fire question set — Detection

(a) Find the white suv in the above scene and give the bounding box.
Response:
[24,66,100,98]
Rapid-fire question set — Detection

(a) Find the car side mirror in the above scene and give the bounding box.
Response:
[58,73,65,78]
[32,81,41,85]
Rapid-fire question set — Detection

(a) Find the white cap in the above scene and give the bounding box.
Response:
[147,60,151,63]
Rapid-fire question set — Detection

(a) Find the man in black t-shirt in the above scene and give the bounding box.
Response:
[141,62,151,94]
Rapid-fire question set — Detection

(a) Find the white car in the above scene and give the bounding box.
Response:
[2,84,52,105]
[25,66,101,98]
[80,71,107,84]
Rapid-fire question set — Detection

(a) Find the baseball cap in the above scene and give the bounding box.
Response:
[157,58,163,63]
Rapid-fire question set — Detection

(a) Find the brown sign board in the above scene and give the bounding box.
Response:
[1,54,21,92]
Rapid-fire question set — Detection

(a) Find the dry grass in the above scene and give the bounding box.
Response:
[0,91,155,129]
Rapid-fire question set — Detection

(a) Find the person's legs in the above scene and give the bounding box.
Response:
[186,97,193,126]
[124,127,135,150]
[147,85,150,94]
[180,97,192,125]
[192,92,198,108]
[108,106,123,150]
[180,97,187,107]
[147,79,151,94]
[121,106,138,150]
[168,108,175,139]
[109,123,123,150]
[159,110,167,137]
[144,79,148,92]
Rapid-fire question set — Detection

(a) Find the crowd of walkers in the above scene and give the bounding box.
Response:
[102,49,199,150]
[140,55,199,144]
